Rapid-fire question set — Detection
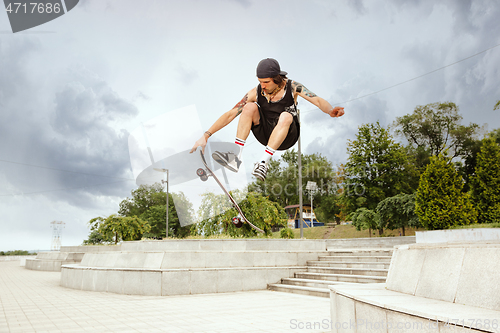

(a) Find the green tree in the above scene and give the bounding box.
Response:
[88,214,151,244]
[494,100,500,110]
[394,102,481,161]
[343,122,418,226]
[119,184,167,217]
[249,150,336,210]
[415,155,477,230]
[350,208,380,237]
[118,184,193,238]
[82,230,107,245]
[471,138,500,224]
[192,191,286,237]
[376,193,419,236]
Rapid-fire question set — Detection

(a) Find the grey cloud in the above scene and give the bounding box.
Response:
[0,42,137,207]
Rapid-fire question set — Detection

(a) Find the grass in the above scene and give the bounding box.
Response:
[450,222,500,229]
[271,224,425,240]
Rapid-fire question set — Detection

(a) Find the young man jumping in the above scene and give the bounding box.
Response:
[190,58,345,181]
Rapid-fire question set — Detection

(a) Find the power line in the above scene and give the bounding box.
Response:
[0,158,134,181]
[305,41,500,112]
[0,179,131,197]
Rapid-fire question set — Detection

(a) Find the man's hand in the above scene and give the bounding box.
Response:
[329,106,345,117]
[190,135,208,154]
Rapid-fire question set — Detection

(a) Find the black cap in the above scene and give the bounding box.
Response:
[256,58,288,78]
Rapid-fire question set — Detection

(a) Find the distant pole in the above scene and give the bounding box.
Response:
[163,170,169,238]
[298,112,304,239]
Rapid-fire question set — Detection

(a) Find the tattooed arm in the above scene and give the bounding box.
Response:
[292,81,344,118]
[190,88,257,153]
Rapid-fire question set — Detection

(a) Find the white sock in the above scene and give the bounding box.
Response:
[235,137,246,159]
[260,146,276,164]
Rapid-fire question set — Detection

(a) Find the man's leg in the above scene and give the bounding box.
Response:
[252,112,293,181]
[267,112,293,150]
[236,103,260,140]
[213,103,260,172]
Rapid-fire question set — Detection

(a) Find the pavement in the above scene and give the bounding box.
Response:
[0,261,331,333]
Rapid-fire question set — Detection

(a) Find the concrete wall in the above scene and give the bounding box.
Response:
[61,266,307,296]
[386,242,500,311]
[416,228,500,243]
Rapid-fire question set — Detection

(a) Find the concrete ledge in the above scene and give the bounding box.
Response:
[326,237,415,250]
[416,228,500,244]
[61,265,306,296]
[386,242,500,311]
[120,239,328,252]
[330,283,500,333]
[79,250,325,269]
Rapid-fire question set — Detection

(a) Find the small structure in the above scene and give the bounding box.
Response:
[50,221,65,251]
[284,204,324,229]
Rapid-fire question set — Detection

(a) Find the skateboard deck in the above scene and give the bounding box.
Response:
[197,150,264,233]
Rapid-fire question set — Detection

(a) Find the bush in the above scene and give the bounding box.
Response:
[280,227,295,239]
[416,154,477,229]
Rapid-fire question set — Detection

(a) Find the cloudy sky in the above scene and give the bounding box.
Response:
[1,0,499,251]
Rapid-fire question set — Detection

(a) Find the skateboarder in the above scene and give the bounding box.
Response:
[190,58,345,181]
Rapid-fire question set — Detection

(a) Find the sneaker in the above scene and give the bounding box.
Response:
[212,151,241,172]
[252,161,268,181]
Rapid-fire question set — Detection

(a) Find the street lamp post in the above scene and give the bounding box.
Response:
[306,181,318,226]
[154,168,169,238]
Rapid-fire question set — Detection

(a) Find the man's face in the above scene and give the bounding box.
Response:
[258,78,278,94]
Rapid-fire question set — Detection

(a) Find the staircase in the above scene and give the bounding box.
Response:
[268,249,393,297]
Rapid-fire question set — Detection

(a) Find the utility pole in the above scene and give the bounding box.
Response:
[154,168,169,238]
[50,221,65,251]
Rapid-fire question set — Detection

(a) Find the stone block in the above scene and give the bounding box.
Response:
[161,251,191,269]
[276,252,297,266]
[229,251,253,267]
[71,268,83,290]
[205,252,230,268]
[123,270,142,295]
[142,271,161,296]
[385,246,425,295]
[335,295,356,333]
[415,247,465,302]
[241,268,268,291]
[189,252,206,268]
[106,270,124,294]
[455,247,500,311]
[94,269,108,292]
[217,269,244,293]
[354,301,387,333]
[143,252,164,269]
[81,269,96,291]
[161,270,190,296]
[190,269,217,294]
[253,251,275,266]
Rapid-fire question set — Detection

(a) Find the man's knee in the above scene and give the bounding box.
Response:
[242,103,258,115]
[278,112,293,127]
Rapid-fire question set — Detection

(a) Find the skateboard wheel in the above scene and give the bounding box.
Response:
[232,217,243,228]
[196,168,206,176]
[201,175,208,182]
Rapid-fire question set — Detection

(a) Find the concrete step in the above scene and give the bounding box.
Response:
[327,250,393,257]
[295,272,386,283]
[307,261,390,269]
[280,277,357,289]
[268,283,329,298]
[318,255,392,263]
[306,266,388,277]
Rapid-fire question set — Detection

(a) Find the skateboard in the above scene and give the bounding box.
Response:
[197,150,264,233]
